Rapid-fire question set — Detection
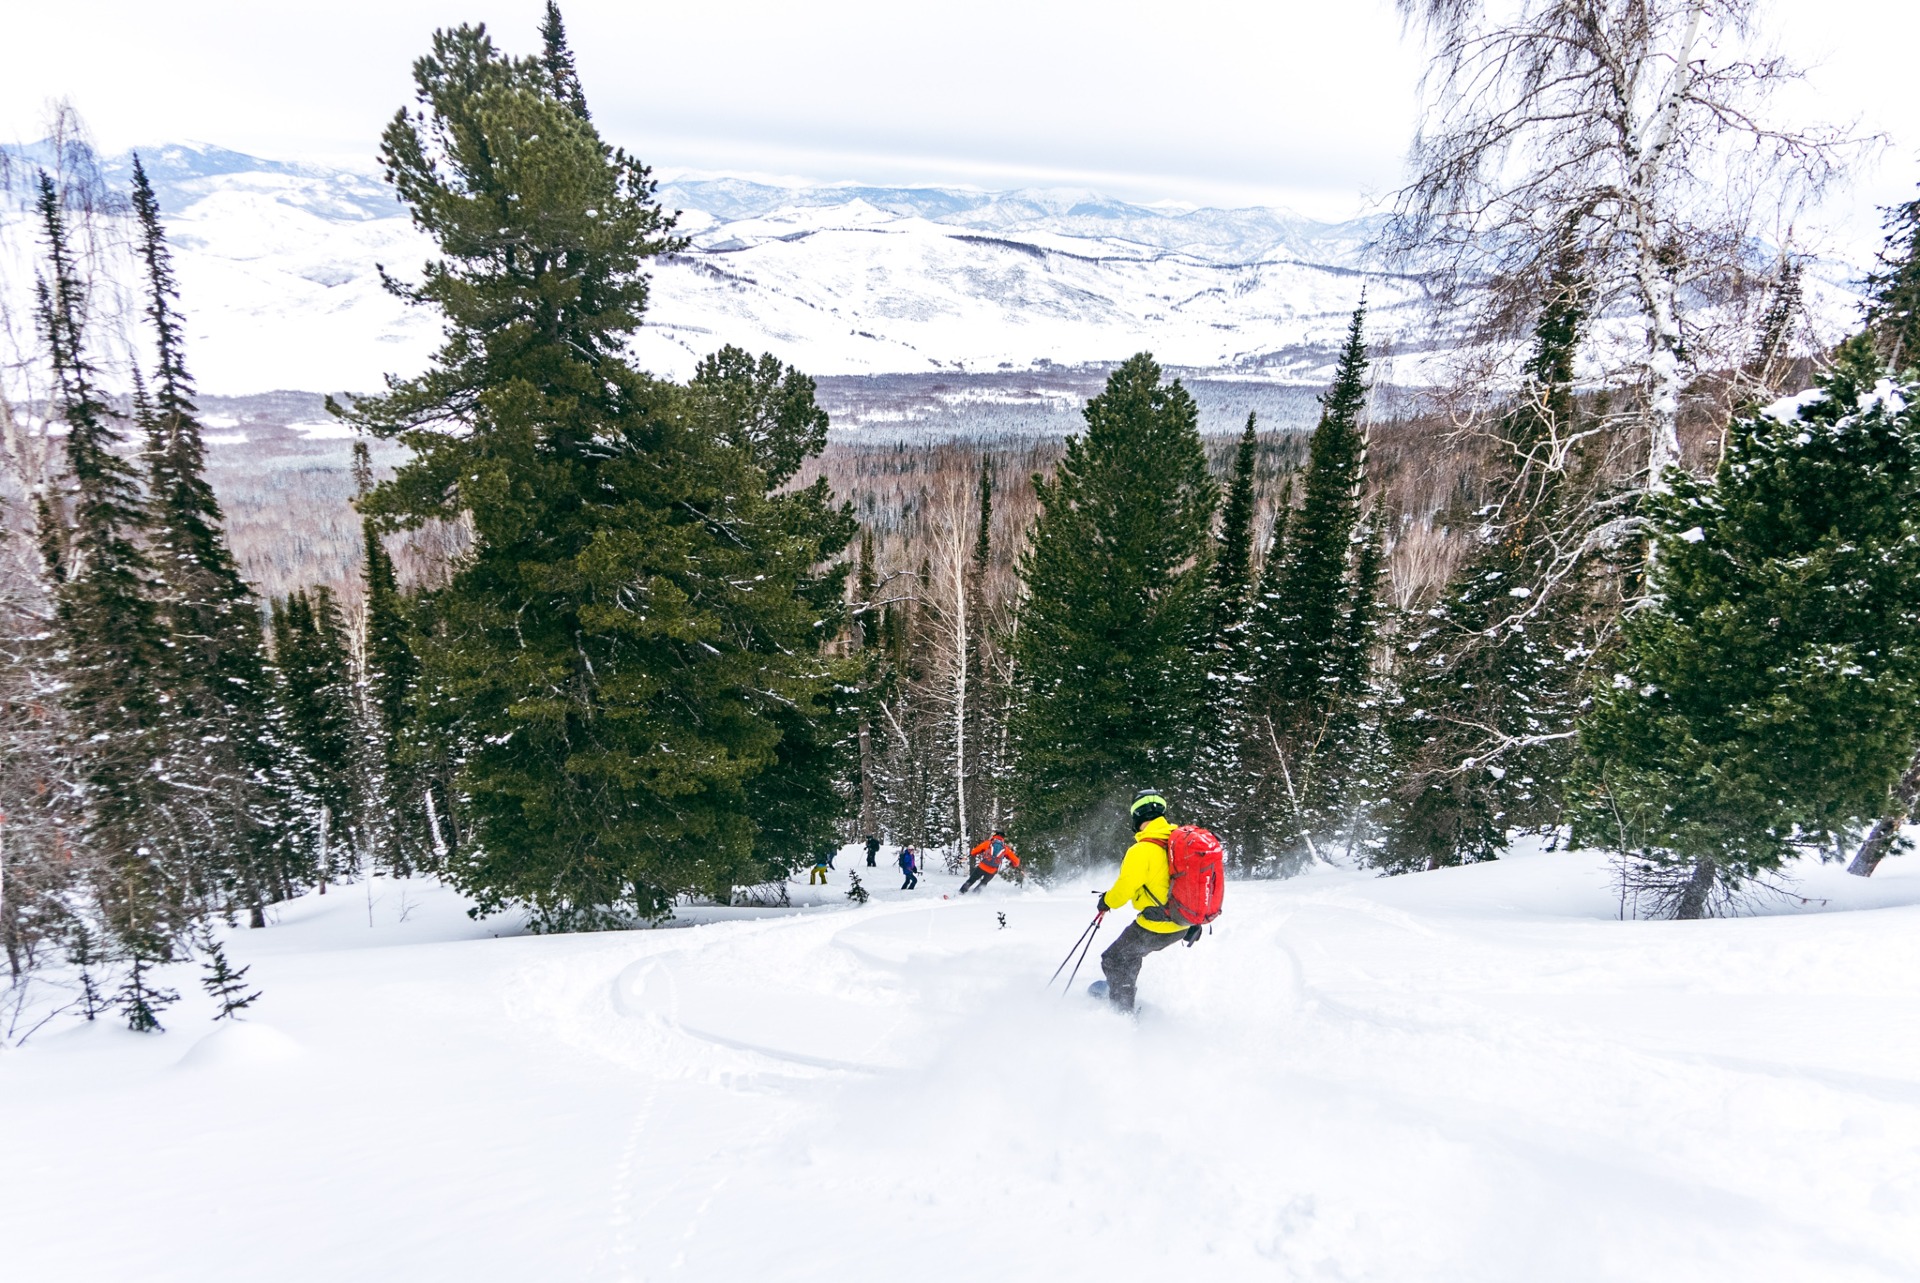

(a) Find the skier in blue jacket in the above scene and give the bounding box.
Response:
[898,844,919,891]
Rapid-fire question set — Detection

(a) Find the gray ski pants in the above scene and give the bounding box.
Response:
[1099,920,1185,1011]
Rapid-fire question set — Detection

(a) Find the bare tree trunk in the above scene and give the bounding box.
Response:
[1849,748,1920,876]
[316,804,330,895]
[1673,854,1717,919]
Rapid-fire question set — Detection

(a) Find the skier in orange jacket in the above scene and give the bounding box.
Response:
[959,831,1020,894]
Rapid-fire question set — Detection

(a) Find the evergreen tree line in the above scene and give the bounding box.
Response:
[0,154,369,1028]
[7,2,1918,982]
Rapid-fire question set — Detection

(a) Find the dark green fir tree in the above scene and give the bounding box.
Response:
[1009,353,1217,865]
[1571,337,1920,917]
[349,20,853,927]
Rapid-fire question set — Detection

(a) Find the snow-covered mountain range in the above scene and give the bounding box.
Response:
[1,141,1435,397]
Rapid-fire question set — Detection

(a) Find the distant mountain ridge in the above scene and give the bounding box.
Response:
[651,175,1390,268]
[76,140,1896,406]
[0,138,1439,395]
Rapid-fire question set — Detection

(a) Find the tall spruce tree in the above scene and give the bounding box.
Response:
[1572,338,1920,917]
[129,155,285,921]
[1378,252,1595,872]
[1190,415,1262,853]
[350,21,852,927]
[1009,353,1217,865]
[1210,415,1260,641]
[1245,306,1379,867]
[33,170,175,947]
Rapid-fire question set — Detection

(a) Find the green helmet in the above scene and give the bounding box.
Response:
[1129,789,1167,827]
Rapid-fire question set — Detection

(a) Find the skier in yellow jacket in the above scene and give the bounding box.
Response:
[1090,790,1198,1011]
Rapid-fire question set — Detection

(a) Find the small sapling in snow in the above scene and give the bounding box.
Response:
[997,912,1008,929]
[195,922,261,1020]
[845,872,870,905]
[114,938,179,1033]
[65,921,111,1021]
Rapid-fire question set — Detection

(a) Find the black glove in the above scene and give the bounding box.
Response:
[1091,891,1109,917]
[1183,924,1202,946]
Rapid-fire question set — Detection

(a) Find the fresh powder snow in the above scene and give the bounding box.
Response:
[4,842,1918,1281]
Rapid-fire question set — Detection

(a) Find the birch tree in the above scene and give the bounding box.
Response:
[1389,0,1861,497]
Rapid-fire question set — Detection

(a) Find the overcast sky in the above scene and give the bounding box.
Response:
[5,0,1915,237]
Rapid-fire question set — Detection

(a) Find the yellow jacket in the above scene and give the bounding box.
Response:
[1098,816,1187,934]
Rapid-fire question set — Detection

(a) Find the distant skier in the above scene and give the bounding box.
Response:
[899,844,919,890]
[866,834,881,868]
[959,831,1020,894]
[1089,791,1225,1013]
[808,850,833,885]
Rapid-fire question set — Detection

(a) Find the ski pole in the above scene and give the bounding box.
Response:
[1046,916,1100,989]
[1062,914,1104,996]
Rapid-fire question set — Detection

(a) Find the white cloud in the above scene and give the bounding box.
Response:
[3,1,1912,233]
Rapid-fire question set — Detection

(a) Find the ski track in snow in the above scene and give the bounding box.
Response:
[5,843,1920,1281]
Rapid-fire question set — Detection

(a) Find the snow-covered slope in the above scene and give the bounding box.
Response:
[0,142,1431,395]
[5,844,1919,1281]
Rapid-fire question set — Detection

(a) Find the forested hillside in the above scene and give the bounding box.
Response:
[2,0,1917,1009]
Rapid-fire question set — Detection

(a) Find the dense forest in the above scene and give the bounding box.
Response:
[4,1,1920,1032]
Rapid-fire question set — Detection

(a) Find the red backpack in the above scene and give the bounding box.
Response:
[1142,825,1226,927]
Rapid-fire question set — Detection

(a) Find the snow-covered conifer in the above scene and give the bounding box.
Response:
[1244,306,1380,869]
[1572,338,1920,916]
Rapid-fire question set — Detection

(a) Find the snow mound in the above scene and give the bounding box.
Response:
[175,1021,302,1071]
